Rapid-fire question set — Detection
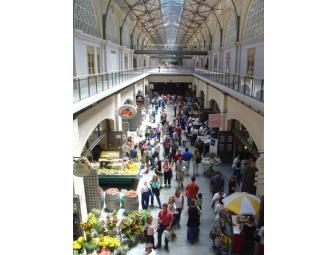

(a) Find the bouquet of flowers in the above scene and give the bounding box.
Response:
[81,213,97,232]
[73,236,85,254]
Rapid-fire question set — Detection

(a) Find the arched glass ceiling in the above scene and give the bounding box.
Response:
[121,0,222,45]
[160,0,184,44]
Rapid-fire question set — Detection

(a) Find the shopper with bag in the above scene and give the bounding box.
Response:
[155,156,163,188]
[141,181,152,210]
[163,159,173,188]
[187,198,201,244]
[150,175,162,209]
[144,215,155,254]
[174,189,184,228]
[185,176,199,206]
[156,203,174,251]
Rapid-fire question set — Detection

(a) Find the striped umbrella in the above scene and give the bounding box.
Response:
[223,192,261,215]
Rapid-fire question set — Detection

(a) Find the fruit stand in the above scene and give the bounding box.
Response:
[97,151,141,185]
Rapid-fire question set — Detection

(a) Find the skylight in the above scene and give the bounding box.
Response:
[160,0,184,44]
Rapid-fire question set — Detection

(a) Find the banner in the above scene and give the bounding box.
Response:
[208,113,222,128]
[118,104,137,119]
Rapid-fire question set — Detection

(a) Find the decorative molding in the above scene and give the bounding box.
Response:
[239,36,264,47]
[74,29,103,45]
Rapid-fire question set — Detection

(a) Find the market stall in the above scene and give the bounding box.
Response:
[97,151,141,185]
[223,192,261,253]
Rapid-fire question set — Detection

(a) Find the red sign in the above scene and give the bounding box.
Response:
[118,104,137,119]
[208,113,222,128]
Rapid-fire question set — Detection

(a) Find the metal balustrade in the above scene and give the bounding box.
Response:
[73,66,264,103]
[73,67,156,102]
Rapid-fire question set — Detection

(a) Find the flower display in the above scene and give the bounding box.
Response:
[97,247,111,255]
[220,233,232,245]
[81,213,97,231]
[73,240,82,250]
[91,208,102,219]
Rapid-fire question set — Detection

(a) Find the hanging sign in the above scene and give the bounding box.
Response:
[136,95,145,107]
[208,113,222,128]
[118,104,137,119]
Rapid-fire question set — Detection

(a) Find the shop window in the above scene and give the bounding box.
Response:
[96,48,101,74]
[247,48,256,77]
[87,46,95,75]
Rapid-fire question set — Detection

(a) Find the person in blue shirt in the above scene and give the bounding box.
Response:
[182,148,193,176]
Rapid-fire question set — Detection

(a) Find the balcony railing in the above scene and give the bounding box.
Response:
[73,67,156,102]
[73,66,264,103]
[194,69,264,102]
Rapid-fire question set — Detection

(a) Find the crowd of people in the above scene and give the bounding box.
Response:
[141,175,203,254]
[123,93,263,255]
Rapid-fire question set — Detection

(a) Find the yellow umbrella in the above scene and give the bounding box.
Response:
[223,192,260,215]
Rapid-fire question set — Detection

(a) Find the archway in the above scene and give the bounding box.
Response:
[209,99,220,113]
[81,118,115,161]
[227,119,259,159]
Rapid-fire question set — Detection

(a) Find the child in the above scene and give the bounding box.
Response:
[196,193,203,211]
[144,215,155,254]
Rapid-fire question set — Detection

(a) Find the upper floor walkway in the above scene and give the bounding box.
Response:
[73,66,264,114]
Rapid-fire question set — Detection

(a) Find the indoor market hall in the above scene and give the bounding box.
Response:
[73,1,264,255]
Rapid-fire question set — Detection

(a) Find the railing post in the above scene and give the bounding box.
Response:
[251,78,255,97]
[261,79,264,102]
[88,77,90,96]
[102,74,104,91]
[78,79,81,101]
[95,75,98,94]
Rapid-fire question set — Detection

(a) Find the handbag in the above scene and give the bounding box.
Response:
[163,229,172,241]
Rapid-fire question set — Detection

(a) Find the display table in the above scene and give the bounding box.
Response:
[98,162,141,185]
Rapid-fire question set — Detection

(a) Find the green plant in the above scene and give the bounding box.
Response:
[84,239,98,251]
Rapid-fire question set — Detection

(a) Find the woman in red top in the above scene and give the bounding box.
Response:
[163,159,172,188]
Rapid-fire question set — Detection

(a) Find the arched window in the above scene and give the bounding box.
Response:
[74,0,99,37]
[224,15,236,49]
[243,0,264,40]
[106,9,118,44]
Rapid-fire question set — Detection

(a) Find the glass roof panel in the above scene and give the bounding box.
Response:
[160,0,184,44]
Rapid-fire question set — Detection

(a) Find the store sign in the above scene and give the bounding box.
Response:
[118,104,137,119]
[136,95,144,107]
[208,113,222,128]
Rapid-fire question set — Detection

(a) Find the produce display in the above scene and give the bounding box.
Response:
[99,151,120,160]
[125,190,137,198]
[105,188,119,195]
[97,160,140,176]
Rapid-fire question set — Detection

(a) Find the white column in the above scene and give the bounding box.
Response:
[73,119,88,219]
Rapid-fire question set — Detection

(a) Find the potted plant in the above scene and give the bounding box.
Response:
[73,236,85,255]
